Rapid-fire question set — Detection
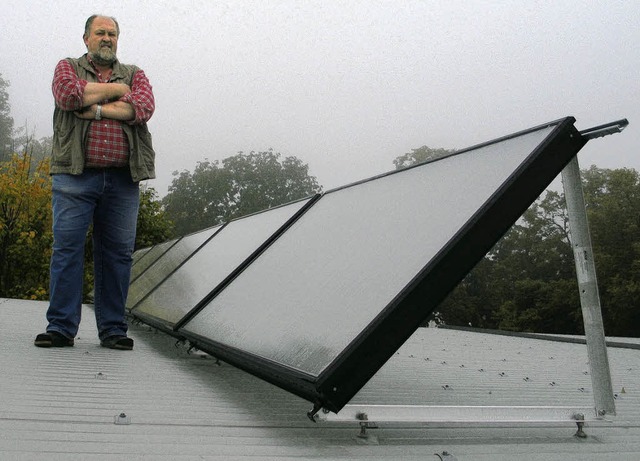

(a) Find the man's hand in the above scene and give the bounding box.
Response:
[74,104,99,120]
[74,101,135,121]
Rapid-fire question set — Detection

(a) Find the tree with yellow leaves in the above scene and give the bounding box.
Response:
[0,152,52,299]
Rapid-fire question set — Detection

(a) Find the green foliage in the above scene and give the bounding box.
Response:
[493,279,581,333]
[581,166,640,336]
[0,153,52,299]
[163,149,322,235]
[136,186,174,249]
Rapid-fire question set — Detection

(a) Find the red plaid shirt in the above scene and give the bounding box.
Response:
[52,57,155,168]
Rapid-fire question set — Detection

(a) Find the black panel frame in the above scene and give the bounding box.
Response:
[175,117,588,413]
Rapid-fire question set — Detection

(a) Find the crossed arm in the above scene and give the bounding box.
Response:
[52,59,155,124]
[74,82,135,121]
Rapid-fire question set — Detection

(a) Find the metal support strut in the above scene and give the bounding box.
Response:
[562,150,617,417]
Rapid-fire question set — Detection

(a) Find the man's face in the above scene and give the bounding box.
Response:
[84,17,119,65]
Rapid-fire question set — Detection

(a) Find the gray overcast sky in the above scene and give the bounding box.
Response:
[1,0,638,195]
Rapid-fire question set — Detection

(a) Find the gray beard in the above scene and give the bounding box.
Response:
[89,48,117,66]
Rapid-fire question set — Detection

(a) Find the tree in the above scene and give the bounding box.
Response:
[393,146,455,170]
[0,74,15,161]
[136,185,174,249]
[581,166,640,336]
[163,149,322,235]
[0,153,52,299]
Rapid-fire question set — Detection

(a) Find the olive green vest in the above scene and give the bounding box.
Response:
[50,55,155,182]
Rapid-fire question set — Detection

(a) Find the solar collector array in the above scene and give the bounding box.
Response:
[128,117,587,413]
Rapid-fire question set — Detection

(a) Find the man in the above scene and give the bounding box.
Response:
[34,14,156,350]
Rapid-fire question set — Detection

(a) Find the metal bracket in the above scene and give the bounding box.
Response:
[574,413,587,438]
[307,402,322,423]
[114,412,131,425]
[579,118,628,140]
[316,404,598,424]
[355,411,379,438]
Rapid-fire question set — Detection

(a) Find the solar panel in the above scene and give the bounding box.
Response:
[126,225,222,310]
[130,198,314,329]
[132,246,152,265]
[176,117,587,413]
[130,238,179,281]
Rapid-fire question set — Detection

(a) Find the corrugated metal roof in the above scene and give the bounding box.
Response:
[2,297,639,460]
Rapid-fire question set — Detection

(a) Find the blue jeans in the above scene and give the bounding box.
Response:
[47,169,139,340]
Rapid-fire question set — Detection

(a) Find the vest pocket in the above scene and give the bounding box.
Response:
[52,124,75,166]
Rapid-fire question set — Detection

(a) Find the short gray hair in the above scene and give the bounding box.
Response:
[84,15,120,37]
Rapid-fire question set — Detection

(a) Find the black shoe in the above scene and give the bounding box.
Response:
[100,336,134,350]
[34,331,74,348]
